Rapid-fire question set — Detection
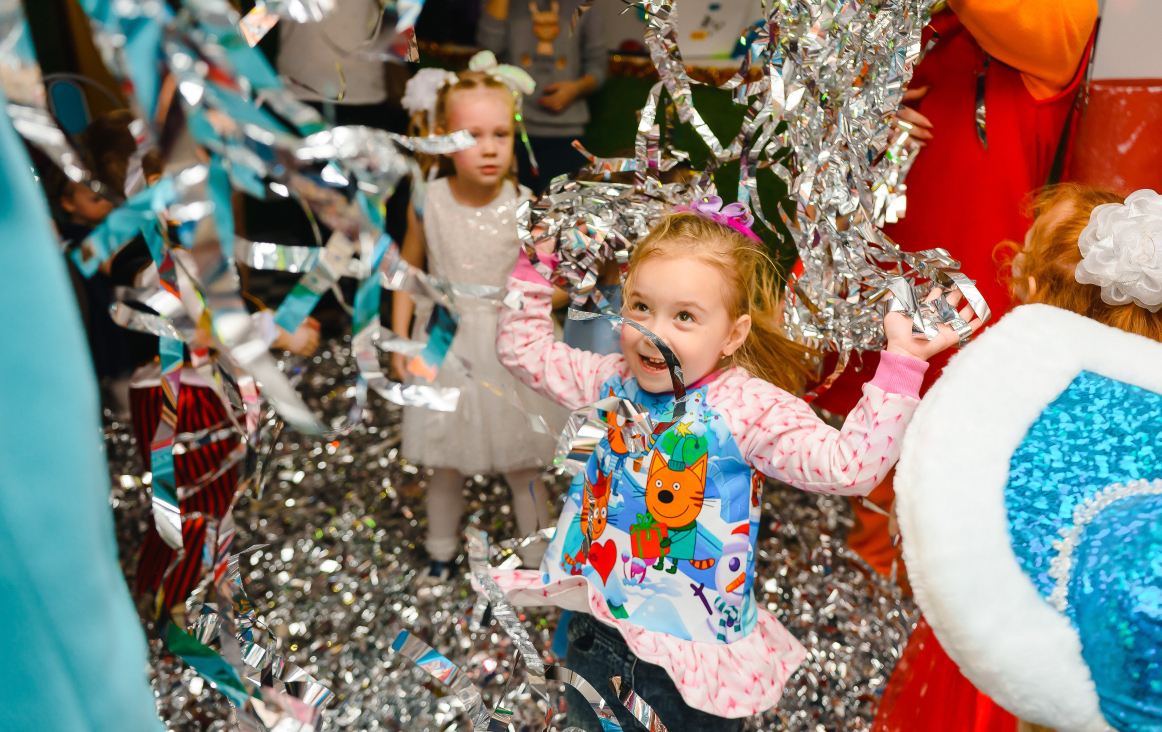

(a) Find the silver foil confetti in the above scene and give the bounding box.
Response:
[103,341,917,731]
[764,0,991,392]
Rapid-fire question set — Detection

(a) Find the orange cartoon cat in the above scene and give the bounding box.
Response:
[645,450,710,573]
[561,466,612,574]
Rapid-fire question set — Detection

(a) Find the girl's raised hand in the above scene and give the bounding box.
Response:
[883,288,983,361]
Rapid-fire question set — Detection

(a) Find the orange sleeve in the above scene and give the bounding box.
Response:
[948,0,1098,100]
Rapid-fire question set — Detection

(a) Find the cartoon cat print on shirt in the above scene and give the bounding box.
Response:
[645,449,712,573]
[561,466,612,574]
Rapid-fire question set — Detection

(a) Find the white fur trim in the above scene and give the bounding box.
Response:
[895,304,1162,732]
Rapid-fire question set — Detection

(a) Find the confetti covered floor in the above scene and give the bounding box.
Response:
[106,340,918,732]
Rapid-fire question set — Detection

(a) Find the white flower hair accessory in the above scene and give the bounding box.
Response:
[1075,188,1162,312]
[401,67,459,129]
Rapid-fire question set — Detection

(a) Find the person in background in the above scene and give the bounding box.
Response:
[271,2,410,334]
[277,0,406,130]
[811,0,1099,595]
[477,0,606,194]
[874,183,1159,732]
[806,3,1098,728]
[0,89,162,732]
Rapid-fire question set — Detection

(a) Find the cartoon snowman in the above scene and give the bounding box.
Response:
[709,524,751,642]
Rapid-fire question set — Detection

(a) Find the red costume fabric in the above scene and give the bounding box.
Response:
[871,618,1019,732]
[799,5,1095,730]
[130,383,241,608]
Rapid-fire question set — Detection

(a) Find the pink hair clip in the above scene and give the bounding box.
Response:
[674,195,763,242]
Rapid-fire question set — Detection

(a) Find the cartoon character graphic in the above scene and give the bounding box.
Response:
[710,525,751,641]
[560,466,612,575]
[645,448,708,573]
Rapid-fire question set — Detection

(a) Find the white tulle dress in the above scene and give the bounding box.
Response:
[401,177,564,474]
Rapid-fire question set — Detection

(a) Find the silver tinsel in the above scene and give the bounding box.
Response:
[106,341,916,732]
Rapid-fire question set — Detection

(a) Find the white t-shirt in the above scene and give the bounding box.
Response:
[277,0,387,105]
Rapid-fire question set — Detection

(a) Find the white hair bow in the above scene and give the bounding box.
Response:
[467,50,536,98]
[401,67,460,130]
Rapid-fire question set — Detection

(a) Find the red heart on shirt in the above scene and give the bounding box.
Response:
[587,540,617,584]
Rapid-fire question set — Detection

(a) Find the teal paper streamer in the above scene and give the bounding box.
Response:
[204,82,289,134]
[353,234,391,334]
[273,291,320,334]
[199,24,282,91]
[165,622,252,708]
[77,0,169,120]
[187,107,225,148]
[357,190,386,231]
[70,176,179,276]
[208,157,236,252]
[418,305,460,374]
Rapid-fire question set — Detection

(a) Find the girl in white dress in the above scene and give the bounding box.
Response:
[394,59,564,580]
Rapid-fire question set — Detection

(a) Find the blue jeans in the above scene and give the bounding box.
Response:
[563,612,746,732]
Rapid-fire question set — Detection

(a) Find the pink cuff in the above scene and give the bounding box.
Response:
[868,351,928,399]
[510,252,558,286]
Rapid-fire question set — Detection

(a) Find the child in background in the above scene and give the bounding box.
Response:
[872,183,1161,732]
[493,201,982,730]
[394,58,565,581]
[50,110,155,417]
[128,233,321,624]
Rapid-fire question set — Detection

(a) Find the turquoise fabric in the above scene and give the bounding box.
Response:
[1005,371,1162,598]
[1005,371,1162,732]
[0,92,161,730]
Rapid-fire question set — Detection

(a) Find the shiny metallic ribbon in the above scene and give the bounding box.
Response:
[166,621,252,708]
[765,0,993,394]
[465,528,549,701]
[554,393,660,476]
[550,666,623,730]
[272,231,356,333]
[390,629,493,731]
[566,309,687,418]
[610,676,668,732]
[236,238,320,274]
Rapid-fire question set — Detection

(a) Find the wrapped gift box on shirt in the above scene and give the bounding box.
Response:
[630,513,669,560]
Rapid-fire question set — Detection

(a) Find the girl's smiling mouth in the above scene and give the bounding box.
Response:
[638,354,668,372]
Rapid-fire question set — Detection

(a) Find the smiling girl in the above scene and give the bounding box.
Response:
[394,58,564,582]
[493,200,982,730]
